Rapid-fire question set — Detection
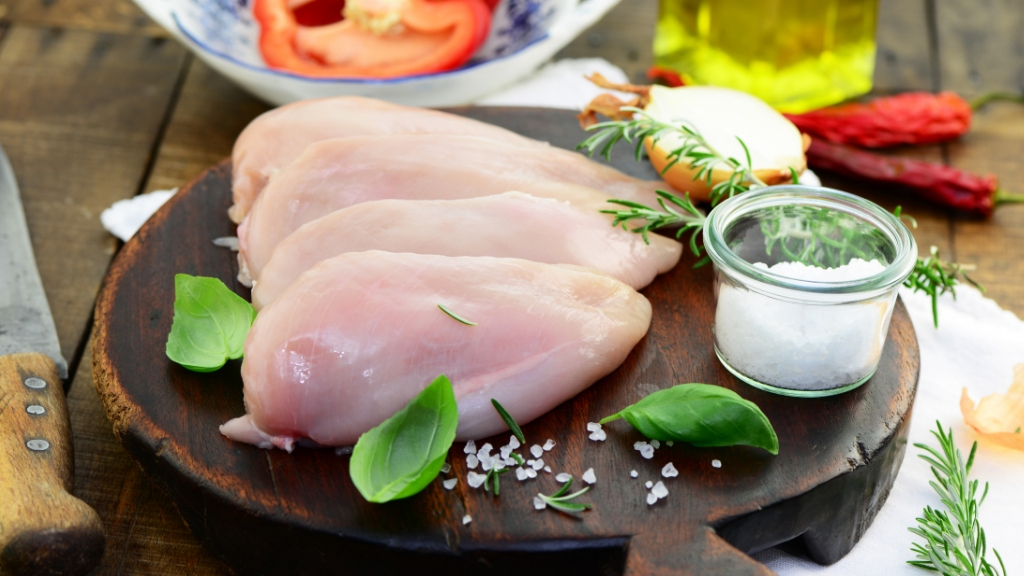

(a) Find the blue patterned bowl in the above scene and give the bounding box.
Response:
[133,0,621,106]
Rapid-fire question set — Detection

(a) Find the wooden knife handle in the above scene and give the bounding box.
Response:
[0,353,104,576]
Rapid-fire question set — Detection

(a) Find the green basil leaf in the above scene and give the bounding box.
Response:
[600,383,779,455]
[349,375,459,503]
[165,274,256,372]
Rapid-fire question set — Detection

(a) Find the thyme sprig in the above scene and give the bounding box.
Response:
[577,107,767,205]
[538,478,593,516]
[576,113,981,327]
[908,422,1005,576]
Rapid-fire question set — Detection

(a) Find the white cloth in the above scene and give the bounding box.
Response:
[103,59,1023,574]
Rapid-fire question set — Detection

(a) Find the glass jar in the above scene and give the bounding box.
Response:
[654,0,878,113]
[703,186,917,397]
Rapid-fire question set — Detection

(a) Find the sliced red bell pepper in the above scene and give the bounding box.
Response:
[254,0,491,78]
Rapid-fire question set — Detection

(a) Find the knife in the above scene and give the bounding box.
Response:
[0,143,104,575]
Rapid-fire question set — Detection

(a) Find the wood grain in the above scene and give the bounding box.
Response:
[0,353,103,576]
[92,109,920,575]
[554,0,657,84]
[1,0,164,36]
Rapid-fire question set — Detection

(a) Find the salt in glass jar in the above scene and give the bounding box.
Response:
[703,186,917,397]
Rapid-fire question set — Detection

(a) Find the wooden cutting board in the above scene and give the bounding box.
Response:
[92,107,919,576]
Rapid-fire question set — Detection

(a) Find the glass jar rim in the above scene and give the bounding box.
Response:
[703,186,918,297]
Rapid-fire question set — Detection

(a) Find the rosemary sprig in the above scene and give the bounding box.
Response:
[578,107,767,205]
[576,114,981,327]
[438,303,477,326]
[491,398,525,444]
[483,466,510,495]
[908,421,1006,576]
[537,477,593,516]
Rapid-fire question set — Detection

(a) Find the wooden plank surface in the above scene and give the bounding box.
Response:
[0,0,1019,573]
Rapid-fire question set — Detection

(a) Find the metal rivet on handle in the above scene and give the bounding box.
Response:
[26,439,50,451]
[26,405,46,415]
[24,377,46,390]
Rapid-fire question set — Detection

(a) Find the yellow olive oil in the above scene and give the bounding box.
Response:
[654,0,878,113]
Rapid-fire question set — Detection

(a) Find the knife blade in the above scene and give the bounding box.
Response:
[0,142,104,575]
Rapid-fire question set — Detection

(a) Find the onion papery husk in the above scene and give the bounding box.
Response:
[960,363,1024,451]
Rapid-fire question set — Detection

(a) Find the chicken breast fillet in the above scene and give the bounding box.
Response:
[238,134,664,283]
[220,251,652,451]
[230,97,547,222]
[251,193,681,310]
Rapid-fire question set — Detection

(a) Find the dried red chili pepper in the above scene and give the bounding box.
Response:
[785,92,972,148]
[646,66,685,88]
[805,139,1024,218]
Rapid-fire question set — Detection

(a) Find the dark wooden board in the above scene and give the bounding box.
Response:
[92,108,919,576]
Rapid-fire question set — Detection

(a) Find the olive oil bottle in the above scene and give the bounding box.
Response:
[654,0,878,113]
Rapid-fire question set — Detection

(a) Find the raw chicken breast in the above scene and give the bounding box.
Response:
[220,251,652,450]
[230,97,545,222]
[238,134,664,282]
[250,192,681,310]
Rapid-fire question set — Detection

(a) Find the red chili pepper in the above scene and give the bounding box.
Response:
[646,66,686,88]
[805,139,1024,218]
[785,92,972,148]
[255,0,490,78]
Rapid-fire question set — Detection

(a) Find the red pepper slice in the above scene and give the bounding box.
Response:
[254,0,490,78]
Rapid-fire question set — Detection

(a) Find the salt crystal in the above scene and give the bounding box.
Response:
[527,459,536,466]
[534,496,547,510]
[712,459,722,469]
[662,463,678,478]
[532,459,544,471]
[630,470,638,478]
[587,422,602,432]
[639,444,655,459]
[716,258,889,390]
[466,454,479,469]
[555,473,572,483]
[443,478,458,490]
[464,440,476,454]
[582,468,596,484]
[588,429,607,441]
[479,456,493,471]
[543,439,556,451]
[645,481,653,489]
[530,444,544,458]
[478,443,493,456]
[504,457,517,467]
[516,467,529,481]
[652,481,668,499]
[334,446,353,456]
[509,436,521,449]
[500,445,513,459]
[633,441,648,451]
[462,515,472,525]
[646,493,658,506]
[544,466,552,473]
[441,462,451,474]
[493,461,506,471]
[666,441,674,447]
[650,440,660,449]
[467,471,487,488]
[526,468,538,479]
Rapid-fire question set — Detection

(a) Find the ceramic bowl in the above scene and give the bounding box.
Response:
[133,0,622,106]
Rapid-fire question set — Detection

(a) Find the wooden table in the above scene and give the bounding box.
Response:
[2,0,1022,573]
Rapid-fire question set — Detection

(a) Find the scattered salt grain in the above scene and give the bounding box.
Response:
[666,441,674,447]
[582,468,596,484]
[533,496,547,510]
[530,444,544,458]
[661,463,678,478]
[443,478,458,490]
[480,456,493,471]
[712,459,722,469]
[587,422,602,432]
[493,461,506,471]
[464,440,476,454]
[555,473,572,483]
[478,443,493,456]
[588,429,607,441]
[334,446,353,456]
[516,467,529,481]
[467,471,487,488]
[531,459,544,471]
[466,454,479,469]
[645,481,653,489]
[634,441,648,451]
[463,515,472,525]
[650,440,660,449]
[504,457,518,467]
[500,445,513,459]
[639,444,655,459]
[543,439,556,451]
[526,468,538,479]
[440,462,451,474]
[646,493,658,506]
[509,436,521,449]
[527,459,536,466]
[544,466,552,473]
[652,481,668,499]
[630,470,638,478]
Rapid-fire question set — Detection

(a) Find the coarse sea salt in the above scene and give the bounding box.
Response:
[555,473,572,483]
[543,466,552,473]
[650,440,660,449]
[534,496,547,510]
[665,441,674,447]
[443,478,458,490]
[645,481,653,489]
[587,422,602,432]
[588,429,607,441]
[478,443,493,456]
[463,515,472,525]
[467,471,487,488]
[509,436,521,449]
[466,454,479,469]
[661,463,678,478]
[715,258,889,390]
[516,467,529,481]
[651,481,668,499]
[440,462,451,474]
[526,468,538,479]
[712,459,722,469]
[582,468,596,484]
[630,470,638,478]
[464,440,476,454]
[531,459,544,471]
[639,445,655,459]
[646,493,658,506]
[543,439,556,451]
[530,444,544,458]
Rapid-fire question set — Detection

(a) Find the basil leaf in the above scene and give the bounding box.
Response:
[165,274,256,372]
[349,375,459,503]
[600,383,779,455]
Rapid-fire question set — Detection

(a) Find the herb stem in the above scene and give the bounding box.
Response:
[491,399,525,444]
